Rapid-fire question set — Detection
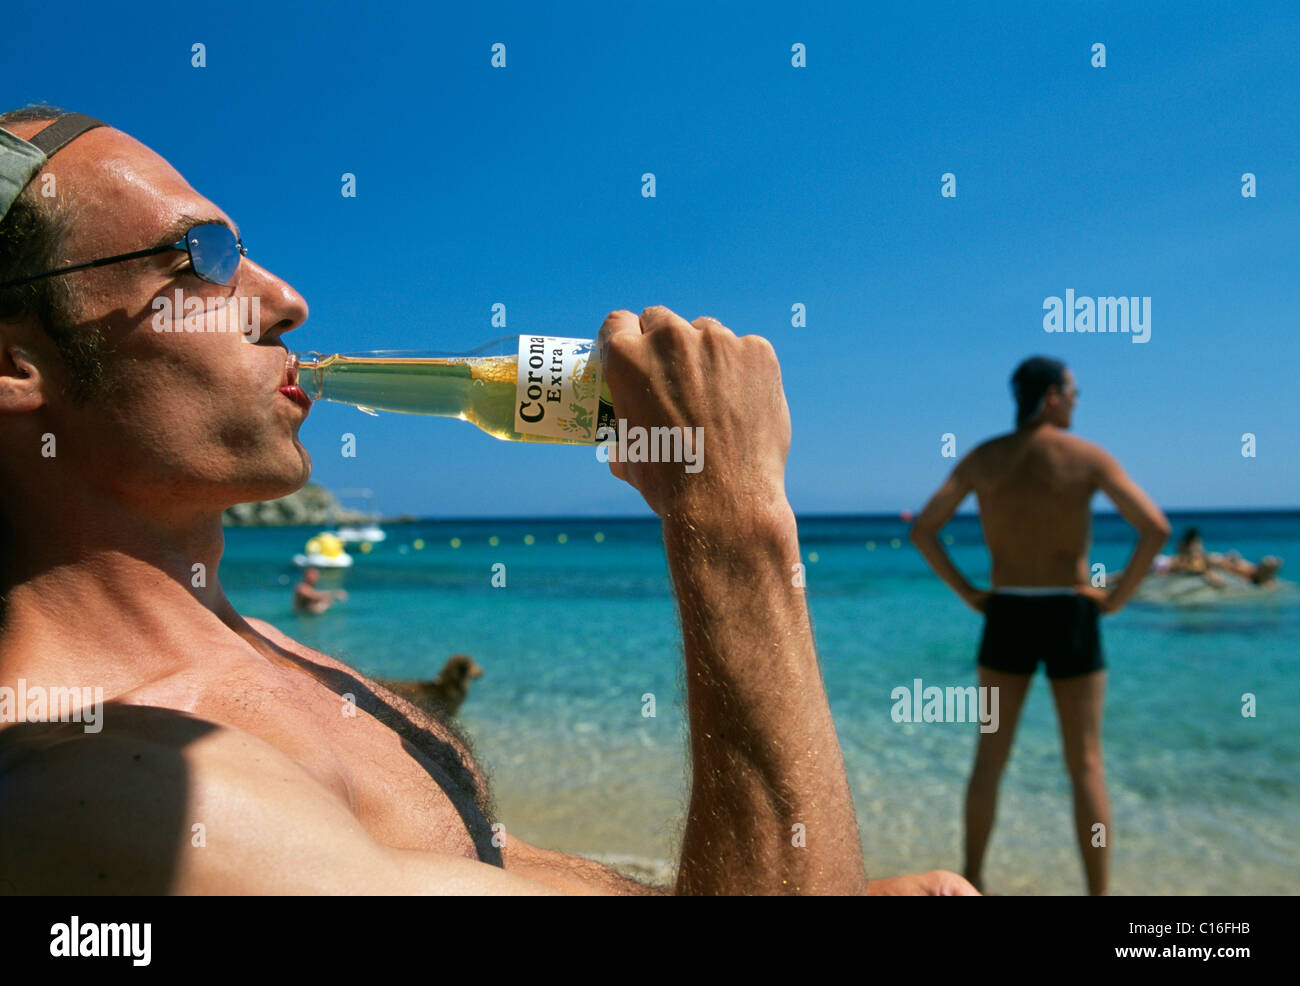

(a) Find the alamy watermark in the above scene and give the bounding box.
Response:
[596,418,705,474]
[0,678,104,733]
[1043,289,1150,344]
[890,677,999,733]
[50,916,150,966]
[152,288,261,342]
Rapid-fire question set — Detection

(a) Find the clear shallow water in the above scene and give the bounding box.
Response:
[222,511,1300,894]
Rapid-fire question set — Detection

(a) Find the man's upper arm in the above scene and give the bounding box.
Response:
[0,714,557,895]
[0,722,192,894]
[1090,445,1170,536]
[501,838,669,895]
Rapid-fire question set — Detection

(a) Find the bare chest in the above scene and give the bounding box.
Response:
[126,662,497,862]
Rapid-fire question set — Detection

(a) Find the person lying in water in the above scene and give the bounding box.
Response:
[1210,551,1284,586]
[1154,529,1283,587]
[0,107,973,895]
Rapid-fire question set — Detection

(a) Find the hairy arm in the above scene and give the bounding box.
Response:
[500,840,668,895]
[1092,446,1171,612]
[665,502,866,894]
[598,308,868,895]
[909,455,986,612]
[590,307,976,895]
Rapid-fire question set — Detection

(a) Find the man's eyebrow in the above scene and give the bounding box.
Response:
[157,214,241,246]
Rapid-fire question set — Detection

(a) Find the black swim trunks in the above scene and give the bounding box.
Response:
[977,591,1104,679]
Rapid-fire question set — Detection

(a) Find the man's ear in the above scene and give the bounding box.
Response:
[0,331,50,413]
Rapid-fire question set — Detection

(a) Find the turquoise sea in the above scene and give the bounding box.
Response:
[222,511,1300,895]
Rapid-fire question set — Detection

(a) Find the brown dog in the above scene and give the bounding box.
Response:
[380,655,484,718]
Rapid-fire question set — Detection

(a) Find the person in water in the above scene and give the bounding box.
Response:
[1212,551,1283,586]
[910,356,1170,895]
[1156,528,1283,587]
[293,567,348,614]
[1161,528,1225,586]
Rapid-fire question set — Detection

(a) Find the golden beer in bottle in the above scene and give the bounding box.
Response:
[294,336,615,445]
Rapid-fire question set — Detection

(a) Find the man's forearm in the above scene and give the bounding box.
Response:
[910,528,976,601]
[664,501,865,895]
[1108,528,1168,609]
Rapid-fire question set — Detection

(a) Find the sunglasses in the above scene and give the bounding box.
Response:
[0,222,247,288]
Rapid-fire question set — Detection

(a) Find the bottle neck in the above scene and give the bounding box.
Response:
[290,351,321,399]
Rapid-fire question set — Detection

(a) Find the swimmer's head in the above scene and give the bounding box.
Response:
[1177,528,1203,554]
[1011,356,1075,429]
[1254,556,1282,585]
[302,567,320,585]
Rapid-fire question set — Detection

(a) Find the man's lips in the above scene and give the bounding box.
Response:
[279,385,312,411]
[279,351,310,410]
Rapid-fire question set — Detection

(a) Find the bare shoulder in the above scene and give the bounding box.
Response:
[245,616,434,719]
[244,617,435,714]
[1052,431,1120,475]
[0,708,304,893]
[240,615,494,808]
[245,615,348,670]
[1055,429,1108,455]
[243,616,453,726]
[237,619,650,896]
[960,433,1015,477]
[0,707,554,895]
[242,616,478,744]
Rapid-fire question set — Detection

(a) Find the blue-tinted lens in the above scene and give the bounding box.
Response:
[186,223,243,284]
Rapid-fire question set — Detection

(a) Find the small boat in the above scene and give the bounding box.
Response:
[333,488,387,543]
[293,532,354,568]
[336,523,386,543]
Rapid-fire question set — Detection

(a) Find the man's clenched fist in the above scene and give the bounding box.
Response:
[597,306,790,522]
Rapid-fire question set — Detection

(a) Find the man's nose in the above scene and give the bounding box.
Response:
[239,258,309,342]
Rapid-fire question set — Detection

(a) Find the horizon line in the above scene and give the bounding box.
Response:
[311,506,1300,525]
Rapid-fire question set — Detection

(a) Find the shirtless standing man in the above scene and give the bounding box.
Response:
[0,108,972,895]
[910,356,1170,895]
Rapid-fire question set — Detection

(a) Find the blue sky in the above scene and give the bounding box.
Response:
[8,1,1298,517]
